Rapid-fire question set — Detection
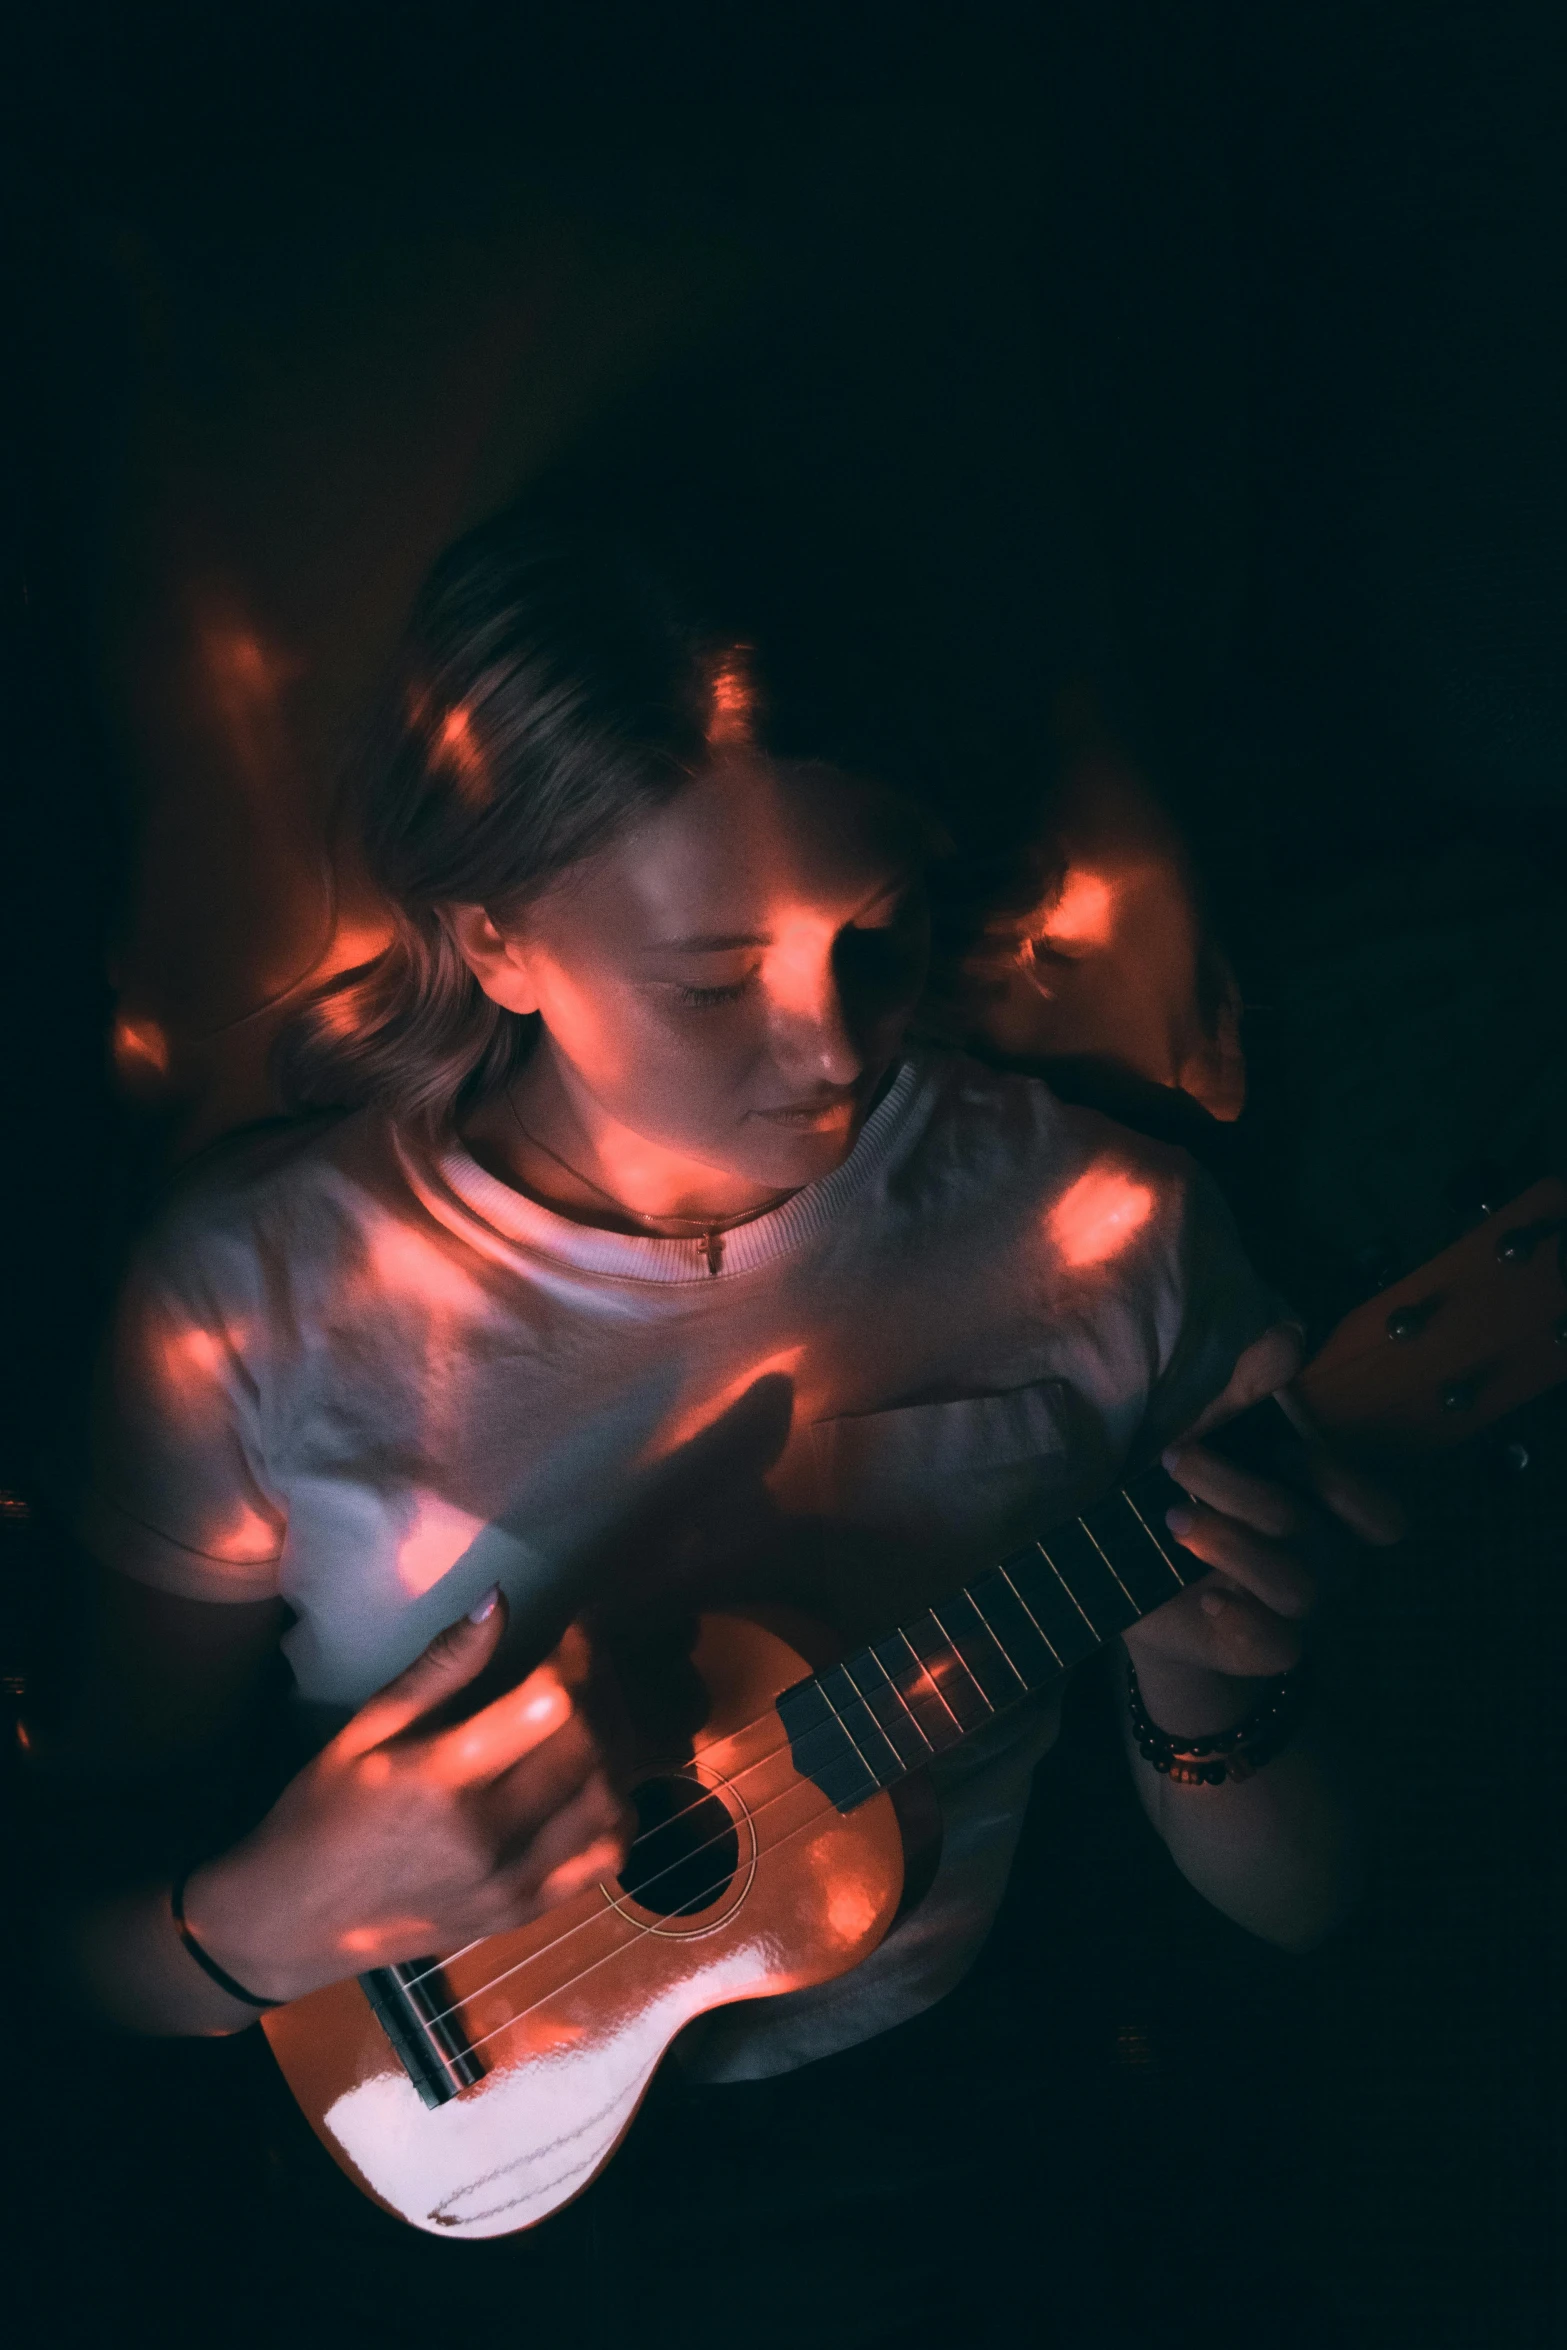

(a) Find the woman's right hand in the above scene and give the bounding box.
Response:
[180,1590,632,2005]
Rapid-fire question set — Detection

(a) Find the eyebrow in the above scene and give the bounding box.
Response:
[645,875,915,957]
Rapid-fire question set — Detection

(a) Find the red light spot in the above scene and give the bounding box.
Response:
[1048,1167,1156,1268]
[157,1319,252,1407]
[203,1501,281,1562]
[113,1015,170,1079]
[649,1346,806,1458]
[365,1220,482,1315]
[435,705,492,806]
[705,649,757,750]
[1038,868,1115,951]
[825,1881,880,1943]
[395,1493,485,1598]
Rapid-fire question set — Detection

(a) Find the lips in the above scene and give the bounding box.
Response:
[752,1094,860,1131]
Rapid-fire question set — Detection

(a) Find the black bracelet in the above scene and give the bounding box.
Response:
[170,1872,282,2010]
[1126,1659,1304,1787]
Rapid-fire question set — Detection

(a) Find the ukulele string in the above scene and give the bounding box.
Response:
[400,1490,1101,1997]
[397,1654,936,2001]
[409,1710,836,2030]
[409,1635,973,2026]
[405,1615,973,2030]
[395,1708,801,1997]
[399,1701,803,1992]
[449,1792,841,2065]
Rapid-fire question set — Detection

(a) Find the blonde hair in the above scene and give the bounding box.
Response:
[277,512,744,1128]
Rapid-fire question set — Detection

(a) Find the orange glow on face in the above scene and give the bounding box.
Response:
[113,1014,170,1078]
[1038,867,1115,950]
[766,908,836,1020]
[1048,1166,1156,1268]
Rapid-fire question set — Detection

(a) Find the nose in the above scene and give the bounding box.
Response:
[764,913,863,1089]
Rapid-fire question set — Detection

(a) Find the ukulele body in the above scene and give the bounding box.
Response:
[262,1613,906,2239]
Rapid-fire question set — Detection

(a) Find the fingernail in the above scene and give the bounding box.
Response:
[1200,1591,1225,1617]
[467,1585,500,1623]
[1165,1503,1194,1537]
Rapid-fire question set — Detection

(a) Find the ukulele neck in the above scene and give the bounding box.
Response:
[777,1456,1205,1810]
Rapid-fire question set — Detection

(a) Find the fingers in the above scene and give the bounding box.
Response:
[333,1587,509,1760]
[1143,1581,1307,1678]
[427,1656,575,1788]
[500,1773,633,1907]
[1162,1441,1310,1539]
[1182,1323,1304,1442]
[1164,1500,1315,1621]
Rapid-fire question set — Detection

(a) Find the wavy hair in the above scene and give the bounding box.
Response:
[276,512,739,1128]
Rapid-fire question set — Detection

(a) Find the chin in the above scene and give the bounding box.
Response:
[745,1118,861,1188]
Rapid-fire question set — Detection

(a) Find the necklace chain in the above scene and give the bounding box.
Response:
[503,1087,797,1247]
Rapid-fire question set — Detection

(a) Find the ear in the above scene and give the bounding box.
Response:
[443,903,543,1016]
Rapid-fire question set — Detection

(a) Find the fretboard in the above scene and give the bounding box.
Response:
[776,1460,1198,1810]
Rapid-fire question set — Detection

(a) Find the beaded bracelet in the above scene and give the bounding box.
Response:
[1125,1659,1304,1786]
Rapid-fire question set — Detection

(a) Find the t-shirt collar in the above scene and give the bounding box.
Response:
[398,1056,927,1283]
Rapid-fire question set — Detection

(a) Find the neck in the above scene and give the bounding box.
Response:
[477,1049,790,1233]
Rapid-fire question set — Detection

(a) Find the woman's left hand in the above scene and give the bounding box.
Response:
[1122,1323,1405,1694]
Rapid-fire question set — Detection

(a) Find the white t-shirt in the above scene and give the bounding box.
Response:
[70,1050,1274,2079]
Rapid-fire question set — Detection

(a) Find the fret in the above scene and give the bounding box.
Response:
[1119,1463,1210,1591]
[776,1676,881,1810]
[969,1564,1065,1691]
[1027,1517,1141,1640]
[778,1457,1224,1814]
[1004,1542,1104,1670]
[813,1668,888,1787]
[1083,1497,1187,1613]
[874,1630,968,1753]
[819,1659,910,1781]
[902,1611,995,1734]
[846,1647,936,1771]
[929,1590,1028,1709]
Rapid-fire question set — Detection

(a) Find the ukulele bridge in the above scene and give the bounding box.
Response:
[361,1960,485,2109]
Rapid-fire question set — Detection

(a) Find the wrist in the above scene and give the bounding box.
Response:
[181,1848,300,2006]
[1121,1649,1268,1738]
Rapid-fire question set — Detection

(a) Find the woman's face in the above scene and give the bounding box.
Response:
[456,761,930,1190]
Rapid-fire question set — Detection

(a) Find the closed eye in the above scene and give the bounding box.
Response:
[670,975,756,1010]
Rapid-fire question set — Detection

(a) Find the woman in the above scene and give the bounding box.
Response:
[53,511,1389,2341]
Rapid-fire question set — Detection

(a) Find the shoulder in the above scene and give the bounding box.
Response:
[898,1050,1266,1351]
[125,1109,411,1309]
[900,1047,1197,1226]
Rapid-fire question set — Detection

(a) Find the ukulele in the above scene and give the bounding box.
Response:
[263,1177,1567,2238]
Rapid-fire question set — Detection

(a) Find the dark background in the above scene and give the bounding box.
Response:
[3,6,1566,2344]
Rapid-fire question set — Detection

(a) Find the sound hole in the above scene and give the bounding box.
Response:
[615,1772,739,1918]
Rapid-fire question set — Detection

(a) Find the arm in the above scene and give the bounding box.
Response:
[1120,1326,1402,1952]
[43,1568,629,2035]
